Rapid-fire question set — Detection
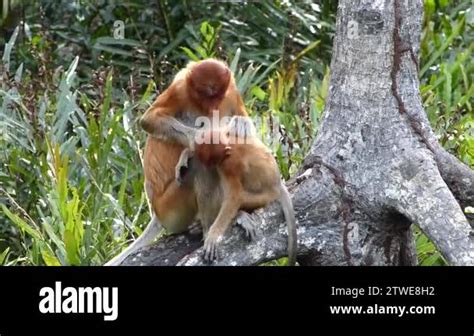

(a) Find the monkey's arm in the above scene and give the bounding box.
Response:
[140,85,198,148]
[141,109,197,148]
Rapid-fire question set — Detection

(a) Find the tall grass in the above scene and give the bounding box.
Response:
[1,32,150,264]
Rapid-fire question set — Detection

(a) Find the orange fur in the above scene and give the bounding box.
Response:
[189,119,294,263]
[141,59,247,233]
[194,129,280,210]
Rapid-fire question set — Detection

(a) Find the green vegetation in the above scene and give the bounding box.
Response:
[0,0,472,265]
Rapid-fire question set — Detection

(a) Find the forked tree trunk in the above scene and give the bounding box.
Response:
[123,0,474,266]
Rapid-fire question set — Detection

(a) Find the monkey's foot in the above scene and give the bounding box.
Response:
[236,211,257,241]
[175,149,193,187]
[203,234,222,262]
[188,221,203,236]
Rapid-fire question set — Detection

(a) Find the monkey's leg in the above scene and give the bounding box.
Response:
[203,176,242,261]
[153,181,197,234]
[204,199,240,261]
[230,189,278,243]
[104,215,162,266]
[195,182,220,238]
[240,187,280,210]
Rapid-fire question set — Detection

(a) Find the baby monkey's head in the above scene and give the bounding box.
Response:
[195,128,231,167]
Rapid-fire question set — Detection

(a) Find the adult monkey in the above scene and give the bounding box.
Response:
[105,59,247,266]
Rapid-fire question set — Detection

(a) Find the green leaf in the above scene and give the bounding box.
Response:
[100,70,114,126]
[180,47,200,61]
[2,26,19,71]
[118,167,129,209]
[229,48,241,73]
[458,84,474,107]
[193,45,208,59]
[251,86,266,101]
[31,35,42,46]
[41,218,65,255]
[95,37,143,47]
[200,21,213,39]
[64,229,80,266]
[1,205,42,241]
[14,63,23,83]
[442,65,452,115]
[424,0,436,19]
[293,40,321,64]
[0,247,10,265]
[420,17,465,76]
[438,0,449,8]
[41,248,62,266]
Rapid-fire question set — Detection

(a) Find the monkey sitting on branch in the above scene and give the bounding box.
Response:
[105,59,248,266]
[106,58,296,265]
[175,115,297,265]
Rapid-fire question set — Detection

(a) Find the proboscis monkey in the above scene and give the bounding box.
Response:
[175,115,297,265]
[105,59,247,266]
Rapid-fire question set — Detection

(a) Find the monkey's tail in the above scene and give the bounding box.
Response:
[279,182,297,266]
[104,215,162,266]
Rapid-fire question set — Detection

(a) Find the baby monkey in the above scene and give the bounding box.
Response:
[176,115,297,265]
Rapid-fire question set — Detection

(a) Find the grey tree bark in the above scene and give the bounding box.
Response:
[123,0,474,266]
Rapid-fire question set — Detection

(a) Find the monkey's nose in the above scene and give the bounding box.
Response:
[207,86,217,96]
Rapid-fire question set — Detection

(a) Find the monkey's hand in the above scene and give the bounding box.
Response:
[175,148,194,187]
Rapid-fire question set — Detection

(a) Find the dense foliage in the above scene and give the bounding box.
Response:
[0,0,472,265]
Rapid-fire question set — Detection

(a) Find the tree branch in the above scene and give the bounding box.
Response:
[386,150,474,265]
[122,232,202,266]
[434,148,474,212]
[121,162,417,266]
[124,167,330,266]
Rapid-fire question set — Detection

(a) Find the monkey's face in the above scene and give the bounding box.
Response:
[202,81,224,97]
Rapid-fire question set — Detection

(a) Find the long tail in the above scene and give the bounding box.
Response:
[104,215,162,266]
[279,182,297,266]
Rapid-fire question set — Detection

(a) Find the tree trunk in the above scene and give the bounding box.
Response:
[123,0,474,266]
